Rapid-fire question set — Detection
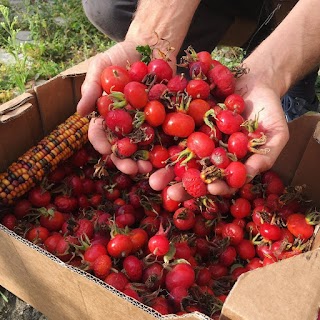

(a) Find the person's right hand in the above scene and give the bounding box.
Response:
[77,41,143,117]
[77,41,149,174]
[77,40,177,174]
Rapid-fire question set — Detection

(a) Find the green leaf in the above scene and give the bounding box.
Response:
[0,291,8,303]
[136,45,152,64]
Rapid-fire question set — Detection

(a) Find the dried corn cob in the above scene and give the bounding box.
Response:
[0,112,89,205]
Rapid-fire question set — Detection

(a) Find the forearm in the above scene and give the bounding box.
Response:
[245,0,320,97]
[125,0,200,56]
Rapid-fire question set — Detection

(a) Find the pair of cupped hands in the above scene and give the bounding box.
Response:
[77,41,289,202]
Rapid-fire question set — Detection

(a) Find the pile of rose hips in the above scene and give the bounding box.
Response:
[1,47,320,318]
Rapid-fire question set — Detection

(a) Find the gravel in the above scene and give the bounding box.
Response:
[0,288,47,320]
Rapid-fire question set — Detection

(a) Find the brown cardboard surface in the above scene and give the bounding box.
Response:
[34,76,76,135]
[0,72,85,171]
[272,113,320,185]
[0,228,158,320]
[72,74,86,105]
[0,103,33,123]
[291,129,320,207]
[0,97,43,172]
[221,249,320,320]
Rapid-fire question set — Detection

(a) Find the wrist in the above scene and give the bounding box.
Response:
[125,0,200,59]
[243,47,291,98]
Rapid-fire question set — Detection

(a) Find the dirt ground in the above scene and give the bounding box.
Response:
[0,287,46,320]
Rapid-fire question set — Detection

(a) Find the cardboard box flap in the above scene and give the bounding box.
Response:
[0,92,34,122]
[221,248,320,320]
[0,226,210,320]
[0,95,42,171]
[0,227,159,320]
[0,103,33,123]
[34,75,77,134]
[273,114,320,185]
[289,119,320,207]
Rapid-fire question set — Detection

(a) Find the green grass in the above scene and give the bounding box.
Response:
[0,0,114,103]
[0,1,319,104]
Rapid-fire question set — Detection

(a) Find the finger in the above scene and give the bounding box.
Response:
[110,154,139,176]
[77,54,111,116]
[149,167,175,191]
[137,160,153,174]
[245,129,289,182]
[88,118,112,155]
[167,183,192,202]
[244,154,271,183]
[207,179,237,196]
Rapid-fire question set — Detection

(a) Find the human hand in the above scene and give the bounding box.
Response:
[77,40,177,172]
[165,65,290,202]
[77,41,144,117]
[235,69,289,178]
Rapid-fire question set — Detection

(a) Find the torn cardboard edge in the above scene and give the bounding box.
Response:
[0,92,34,116]
[0,103,34,123]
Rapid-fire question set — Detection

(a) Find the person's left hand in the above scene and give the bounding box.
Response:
[164,64,290,201]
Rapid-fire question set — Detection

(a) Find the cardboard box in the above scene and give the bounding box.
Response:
[0,64,319,320]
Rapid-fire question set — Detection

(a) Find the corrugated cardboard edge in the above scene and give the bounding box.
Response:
[221,248,320,320]
[60,59,89,77]
[0,102,33,123]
